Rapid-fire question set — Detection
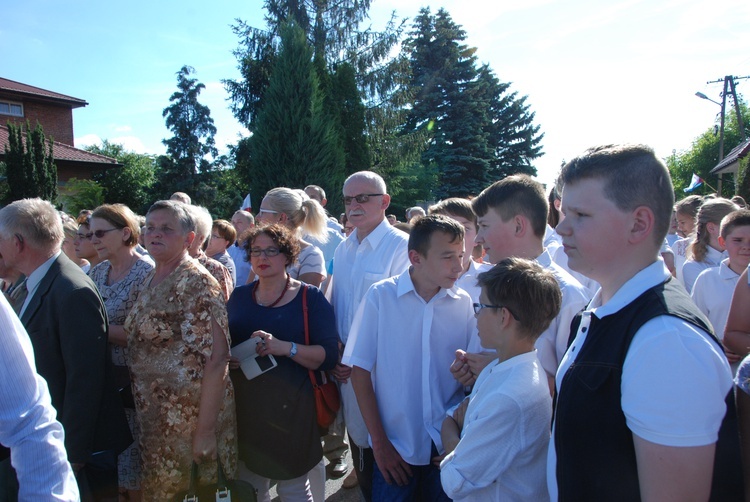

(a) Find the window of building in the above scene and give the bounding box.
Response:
[0,101,23,117]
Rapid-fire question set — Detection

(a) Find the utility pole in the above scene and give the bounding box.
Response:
[699,75,749,194]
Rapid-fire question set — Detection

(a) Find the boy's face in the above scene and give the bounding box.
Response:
[476,208,518,264]
[444,214,477,266]
[720,226,750,271]
[412,231,465,291]
[476,288,506,352]
[557,178,632,283]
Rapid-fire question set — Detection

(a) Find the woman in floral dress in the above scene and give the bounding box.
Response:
[89,203,153,501]
[124,200,237,501]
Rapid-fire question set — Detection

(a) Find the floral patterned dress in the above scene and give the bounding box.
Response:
[89,256,153,491]
[124,259,237,501]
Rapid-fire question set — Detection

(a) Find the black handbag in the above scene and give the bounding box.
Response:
[172,459,257,502]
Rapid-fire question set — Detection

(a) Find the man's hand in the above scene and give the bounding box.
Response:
[372,439,413,486]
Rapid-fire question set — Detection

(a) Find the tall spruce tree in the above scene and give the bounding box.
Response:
[244,21,345,209]
[161,66,218,192]
[402,8,543,198]
[4,121,57,203]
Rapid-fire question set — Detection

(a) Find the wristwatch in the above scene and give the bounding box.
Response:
[289,342,298,358]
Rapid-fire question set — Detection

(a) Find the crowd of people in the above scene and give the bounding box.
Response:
[2,144,750,501]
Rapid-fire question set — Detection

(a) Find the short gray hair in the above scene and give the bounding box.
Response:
[185,205,213,245]
[0,198,64,251]
[344,171,387,194]
[146,200,195,234]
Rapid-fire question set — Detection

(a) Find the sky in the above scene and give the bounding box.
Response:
[3,0,750,189]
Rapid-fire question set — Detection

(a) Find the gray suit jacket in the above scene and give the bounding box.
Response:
[21,254,131,463]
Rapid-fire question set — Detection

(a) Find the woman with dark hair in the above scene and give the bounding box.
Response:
[227,224,338,502]
[88,203,154,501]
[124,200,236,501]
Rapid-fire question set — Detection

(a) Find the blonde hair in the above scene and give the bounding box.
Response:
[688,198,739,262]
[263,187,328,241]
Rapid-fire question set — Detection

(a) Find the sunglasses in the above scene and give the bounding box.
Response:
[90,228,120,239]
[343,193,384,205]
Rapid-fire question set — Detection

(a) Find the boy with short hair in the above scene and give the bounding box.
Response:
[692,209,750,366]
[453,175,589,387]
[440,257,561,501]
[552,144,733,501]
[343,215,477,501]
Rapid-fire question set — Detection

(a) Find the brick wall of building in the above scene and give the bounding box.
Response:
[1,101,75,146]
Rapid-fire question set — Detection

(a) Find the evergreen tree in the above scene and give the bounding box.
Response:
[243,21,345,211]
[4,121,57,203]
[402,8,543,198]
[161,65,218,193]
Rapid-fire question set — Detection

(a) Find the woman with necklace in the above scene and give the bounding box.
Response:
[124,200,237,501]
[88,204,154,501]
[227,224,338,502]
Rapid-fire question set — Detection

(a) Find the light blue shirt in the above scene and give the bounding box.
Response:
[0,294,79,500]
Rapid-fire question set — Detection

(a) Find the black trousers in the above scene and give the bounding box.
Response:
[349,435,375,502]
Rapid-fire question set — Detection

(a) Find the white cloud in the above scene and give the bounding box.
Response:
[114,125,132,133]
[111,136,150,154]
[75,134,102,149]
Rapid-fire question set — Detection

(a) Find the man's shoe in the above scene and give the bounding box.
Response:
[342,470,359,489]
[329,457,348,478]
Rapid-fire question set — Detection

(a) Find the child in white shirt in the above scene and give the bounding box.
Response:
[440,258,561,501]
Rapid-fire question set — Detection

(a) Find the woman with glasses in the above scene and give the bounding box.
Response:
[88,204,154,502]
[227,224,338,501]
[124,200,237,501]
[255,187,329,288]
[61,216,91,271]
[72,213,104,272]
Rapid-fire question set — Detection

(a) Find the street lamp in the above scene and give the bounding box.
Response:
[695,92,722,106]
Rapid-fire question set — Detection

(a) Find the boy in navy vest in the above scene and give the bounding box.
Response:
[551,144,733,501]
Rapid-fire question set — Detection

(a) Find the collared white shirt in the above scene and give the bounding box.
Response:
[692,258,740,340]
[0,294,79,501]
[441,351,551,502]
[534,249,591,378]
[329,218,409,344]
[682,245,727,294]
[342,269,476,465]
[305,219,345,275]
[20,251,61,317]
[548,260,732,501]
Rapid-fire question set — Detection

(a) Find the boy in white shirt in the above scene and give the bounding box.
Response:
[440,258,561,501]
[692,209,750,368]
[343,215,476,501]
[551,144,733,501]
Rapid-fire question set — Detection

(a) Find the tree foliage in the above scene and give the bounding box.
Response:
[400,8,543,200]
[162,65,218,190]
[4,121,57,203]
[240,21,345,212]
[667,102,749,198]
[86,140,156,213]
[58,178,103,215]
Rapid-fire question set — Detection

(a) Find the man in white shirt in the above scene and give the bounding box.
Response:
[0,293,79,501]
[344,215,475,501]
[328,171,410,499]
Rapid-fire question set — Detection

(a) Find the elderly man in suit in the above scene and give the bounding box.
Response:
[0,199,131,501]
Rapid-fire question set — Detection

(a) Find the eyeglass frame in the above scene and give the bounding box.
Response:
[343,193,384,205]
[472,302,518,320]
[249,247,282,258]
[90,228,120,239]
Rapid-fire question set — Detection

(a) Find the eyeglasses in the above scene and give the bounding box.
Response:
[343,193,384,205]
[76,232,93,240]
[473,303,518,319]
[250,247,281,257]
[91,228,119,239]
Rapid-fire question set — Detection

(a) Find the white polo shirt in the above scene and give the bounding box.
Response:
[548,260,732,500]
[342,269,476,465]
[692,258,740,339]
[682,245,727,294]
